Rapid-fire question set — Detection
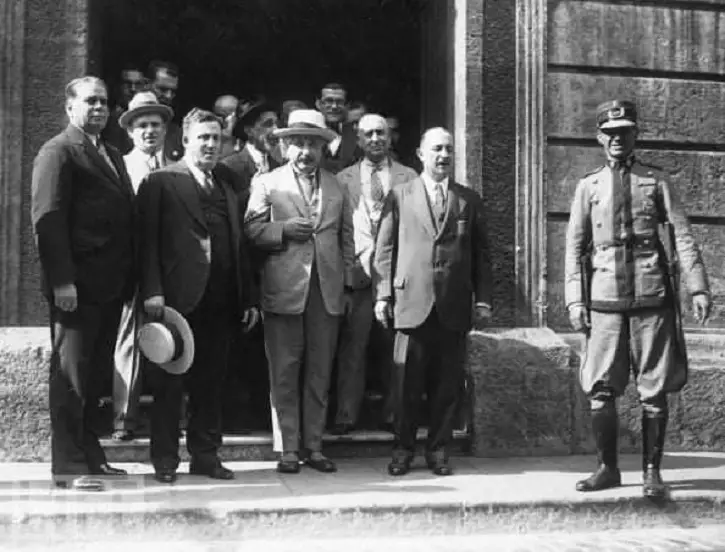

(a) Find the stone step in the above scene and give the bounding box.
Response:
[101,429,471,463]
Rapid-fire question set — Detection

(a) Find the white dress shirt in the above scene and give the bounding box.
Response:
[123,148,164,193]
[245,142,270,173]
[186,158,214,191]
[361,158,392,195]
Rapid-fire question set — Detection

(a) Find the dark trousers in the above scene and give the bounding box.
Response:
[392,309,466,456]
[49,300,123,476]
[147,305,235,472]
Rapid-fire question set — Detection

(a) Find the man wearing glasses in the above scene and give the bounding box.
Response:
[147,60,184,162]
[316,83,360,173]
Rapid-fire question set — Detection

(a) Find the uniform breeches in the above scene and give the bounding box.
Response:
[581,307,682,416]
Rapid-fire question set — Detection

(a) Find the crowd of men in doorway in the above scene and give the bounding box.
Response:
[31,59,712,501]
[31,60,493,492]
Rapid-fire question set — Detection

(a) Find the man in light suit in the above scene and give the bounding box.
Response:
[31,76,134,491]
[333,114,417,435]
[109,91,173,441]
[245,109,355,474]
[137,108,259,483]
[374,127,493,476]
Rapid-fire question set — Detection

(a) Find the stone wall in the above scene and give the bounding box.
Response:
[0,0,92,326]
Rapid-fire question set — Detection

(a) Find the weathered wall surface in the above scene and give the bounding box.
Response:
[546,0,725,329]
[0,0,92,326]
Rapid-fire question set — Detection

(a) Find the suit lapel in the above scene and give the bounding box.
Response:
[66,125,132,198]
[215,168,241,255]
[105,145,134,197]
[172,160,207,230]
[410,178,436,238]
[390,163,412,187]
[317,171,335,227]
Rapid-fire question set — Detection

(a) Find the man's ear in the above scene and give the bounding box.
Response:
[315,98,323,112]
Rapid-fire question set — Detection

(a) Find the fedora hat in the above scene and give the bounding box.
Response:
[119,91,174,129]
[232,98,277,140]
[137,306,194,375]
[273,109,338,142]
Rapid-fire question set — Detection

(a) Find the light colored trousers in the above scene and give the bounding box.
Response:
[264,268,341,453]
[112,292,144,431]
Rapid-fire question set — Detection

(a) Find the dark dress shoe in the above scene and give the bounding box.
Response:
[277,460,301,474]
[643,466,667,499]
[111,429,135,441]
[155,470,177,484]
[90,463,128,476]
[54,476,105,492]
[306,456,337,473]
[330,423,353,436]
[575,465,622,492]
[427,460,453,476]
[388,457,412,476]
[189,463,235,480]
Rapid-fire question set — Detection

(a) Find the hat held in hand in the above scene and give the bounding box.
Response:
[138,306,194,375]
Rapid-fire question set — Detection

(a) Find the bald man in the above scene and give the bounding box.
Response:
[373,128,493,476]
[333,115,418,435]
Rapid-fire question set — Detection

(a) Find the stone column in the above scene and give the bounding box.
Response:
[514,0,547,326]
[0,0,27,325]
[0,0,92,325]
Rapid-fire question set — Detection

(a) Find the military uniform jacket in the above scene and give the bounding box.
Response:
[565,159,709,312]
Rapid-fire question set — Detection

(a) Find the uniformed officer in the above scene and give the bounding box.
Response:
[565,99,711,498]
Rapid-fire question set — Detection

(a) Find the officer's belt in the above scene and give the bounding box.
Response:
[594,235,659,251]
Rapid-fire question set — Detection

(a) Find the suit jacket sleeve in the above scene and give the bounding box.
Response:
[564,178,591,309]
[470,193,493,307]
[136,174,164,301]
[31,142,76,289]
[659,174,709,295]
[244,173,286,250]
[373,189,399,301]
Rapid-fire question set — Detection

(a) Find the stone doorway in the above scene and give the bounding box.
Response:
[94,0,466,436]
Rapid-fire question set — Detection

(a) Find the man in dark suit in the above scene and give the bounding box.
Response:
[137,108,259,483]
[147,60,184,162]
[221,100,281,191]
[373,127,493,477]
[31,76,134,491]
[316,83,360,173]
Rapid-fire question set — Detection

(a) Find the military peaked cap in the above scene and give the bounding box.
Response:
[596,99,637,130]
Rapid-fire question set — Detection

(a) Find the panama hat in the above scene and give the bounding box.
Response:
[273,109,337,142]
[119,91,174,129]
[137,306,194,375]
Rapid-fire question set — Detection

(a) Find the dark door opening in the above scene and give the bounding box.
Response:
[101,0,424,166]
[98,0,464,437]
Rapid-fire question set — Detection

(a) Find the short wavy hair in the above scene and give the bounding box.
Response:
[182,108,223,139]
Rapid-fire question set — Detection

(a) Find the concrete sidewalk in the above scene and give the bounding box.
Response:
[0,452,723,522]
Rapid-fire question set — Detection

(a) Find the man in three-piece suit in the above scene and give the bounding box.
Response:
[31,76,134,491]
[374,127,493,477]
[245,109,355,474]
[137,108,259,484]
[333,114,418,435]
[110,91,174,442]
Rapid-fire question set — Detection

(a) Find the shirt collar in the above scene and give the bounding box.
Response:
[185,157,211,185]
[245,142,266,166]
[607,155,635,171]
[361,157,390,171]
[421,172,449,193]
[73,124,100,146]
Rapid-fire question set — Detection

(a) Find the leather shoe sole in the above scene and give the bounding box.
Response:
[306,457,337,473]
[575,467,622,492]
[90,464,128,476]
[154,471,177,484]
[54,476,105,492]
[277,460,301,474]
[388,459,412,476]
[189,465,235,480]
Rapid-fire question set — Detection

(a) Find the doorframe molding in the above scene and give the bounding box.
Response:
[514,0,548,327]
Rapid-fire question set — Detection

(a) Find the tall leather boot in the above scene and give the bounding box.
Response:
[576,406,622,492]
[642,413,668,499]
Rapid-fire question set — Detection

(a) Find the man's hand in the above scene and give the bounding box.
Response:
[242,307,260,333]
[693,293,712,325]
[568,304,590,333]
[282,217,315,242]
[144,295,165,320]
[53,283,78,312]
[374,299,393,328]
